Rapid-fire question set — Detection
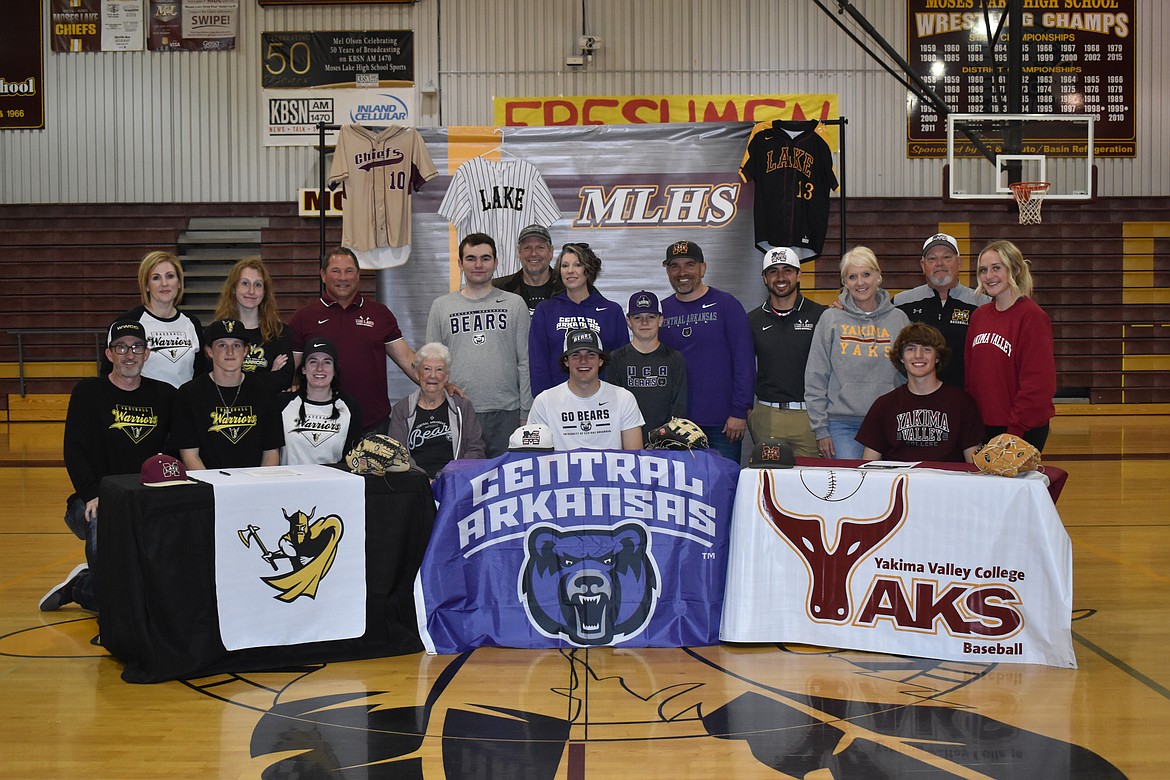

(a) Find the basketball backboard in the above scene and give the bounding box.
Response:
[947,113,1094,201]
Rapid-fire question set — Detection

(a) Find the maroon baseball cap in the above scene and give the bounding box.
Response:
[141,453,196,487]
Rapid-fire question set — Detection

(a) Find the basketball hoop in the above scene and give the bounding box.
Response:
[1010,181,1050,225]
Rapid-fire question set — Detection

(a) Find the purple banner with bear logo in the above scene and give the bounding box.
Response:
[414,449,740,654]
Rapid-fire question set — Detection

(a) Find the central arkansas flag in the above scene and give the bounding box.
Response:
[414,450,740,653]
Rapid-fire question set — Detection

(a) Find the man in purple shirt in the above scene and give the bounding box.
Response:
[659,240,756,462]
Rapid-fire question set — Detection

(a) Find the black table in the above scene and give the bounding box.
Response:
[97,469,435,683]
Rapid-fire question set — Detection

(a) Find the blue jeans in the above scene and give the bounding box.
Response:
[64,494,98,612]
[701,426,744,463]
[827,416,865,460]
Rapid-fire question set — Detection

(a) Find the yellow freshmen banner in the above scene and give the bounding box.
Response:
[495,93,839,150]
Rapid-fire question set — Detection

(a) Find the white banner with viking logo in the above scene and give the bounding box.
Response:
[194,465,366,651]
[720,467,1076,668]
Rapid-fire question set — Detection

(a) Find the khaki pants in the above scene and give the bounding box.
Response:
[747,404,819,458]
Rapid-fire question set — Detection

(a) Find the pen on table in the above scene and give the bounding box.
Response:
[220,471,231,476]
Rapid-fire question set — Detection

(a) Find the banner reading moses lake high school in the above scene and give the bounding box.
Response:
[414,450,740,654]
[195,465,366,652]
[720,467,1076,668]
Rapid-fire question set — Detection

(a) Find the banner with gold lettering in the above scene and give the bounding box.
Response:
[51,0,143,53]
[1,0,44,129]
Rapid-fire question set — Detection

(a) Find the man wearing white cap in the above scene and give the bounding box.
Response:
[527,328,644,451]
[893,233,990,387]
[747,247,826,458]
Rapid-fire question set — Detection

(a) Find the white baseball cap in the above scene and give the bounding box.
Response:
[762,247,801,272]
[921,233,960,256]
[508,424,554,452]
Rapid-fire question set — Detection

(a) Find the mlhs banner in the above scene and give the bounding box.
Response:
[415,450,740,653]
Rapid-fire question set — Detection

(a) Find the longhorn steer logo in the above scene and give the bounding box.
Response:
[759,472,908,624]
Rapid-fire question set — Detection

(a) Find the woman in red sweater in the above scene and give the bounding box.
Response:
[964,240,1056,451]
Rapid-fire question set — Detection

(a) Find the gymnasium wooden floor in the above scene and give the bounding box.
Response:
[2,413,1167,779]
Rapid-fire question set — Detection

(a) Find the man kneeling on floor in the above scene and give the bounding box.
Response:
[41,319,176,613]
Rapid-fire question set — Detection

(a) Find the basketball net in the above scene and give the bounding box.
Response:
[1010,181,1050,225]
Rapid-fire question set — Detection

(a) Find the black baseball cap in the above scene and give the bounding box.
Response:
[108,319,147,346]
[663,240,704,266]
[627,290,661,316]
[204,319,251,345]
[303,337,339,363]
[748,439,796,469]
[562,327,604,357]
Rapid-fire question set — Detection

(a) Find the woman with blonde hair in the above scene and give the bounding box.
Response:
[804,246,910,459]
[213,256,293,392]
[108,250,205,387]
[965,240,1056,450]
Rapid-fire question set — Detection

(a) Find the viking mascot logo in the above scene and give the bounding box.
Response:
[238,507,344,602]
[520,522,659,646]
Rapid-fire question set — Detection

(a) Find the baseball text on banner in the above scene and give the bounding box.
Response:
[414,450,741,654]
[720,466,1076,668]
[195,464,366,651]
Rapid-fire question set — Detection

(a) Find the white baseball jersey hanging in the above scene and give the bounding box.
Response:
[328,124,438,270]
[438,155,561,277]
[739,120,838,261]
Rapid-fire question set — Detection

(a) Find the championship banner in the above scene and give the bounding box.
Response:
[148,0,237,52]
[195,465,366,651]
[906,0,1135,157]
[721,467,1076,668]
[495,93,840,150]
[415,450,741,654]
[1,0,44,130]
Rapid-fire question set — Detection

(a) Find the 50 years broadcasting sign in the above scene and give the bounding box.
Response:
[261,31,413,88]
[261,30,416,146]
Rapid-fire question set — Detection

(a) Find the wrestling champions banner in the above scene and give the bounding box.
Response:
[195,465,366,651]
[414,450,740,654]
[721,467,1076,668]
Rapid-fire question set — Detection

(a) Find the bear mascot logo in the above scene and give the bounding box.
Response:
[520,521,659,646]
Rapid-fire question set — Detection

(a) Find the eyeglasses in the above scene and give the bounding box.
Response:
[110,343,147,354]
[562,242,590,251]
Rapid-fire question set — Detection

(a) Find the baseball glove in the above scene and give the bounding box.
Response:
[345,434,411,476]
[973,433,1042,477]
[646,418,709,450]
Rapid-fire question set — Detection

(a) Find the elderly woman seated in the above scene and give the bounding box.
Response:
[387,342,486,478]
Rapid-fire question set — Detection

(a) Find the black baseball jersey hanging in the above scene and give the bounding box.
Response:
[739,120,838,260]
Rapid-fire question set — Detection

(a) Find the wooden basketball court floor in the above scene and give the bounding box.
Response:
[1,413,1167,779]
